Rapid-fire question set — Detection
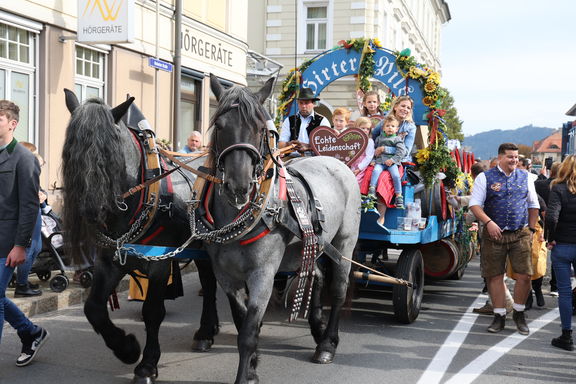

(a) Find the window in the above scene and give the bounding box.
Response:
[178,74,201,151]
[305,5,328,51]
[0,22,36,143]
[75,45,105,101]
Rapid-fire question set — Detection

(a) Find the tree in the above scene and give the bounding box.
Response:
[438,87,464,142]
[517,144,532,158]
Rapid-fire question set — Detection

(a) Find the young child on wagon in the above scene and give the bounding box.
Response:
[349,116,374,185]
[331,107,351,134]
[361,90,384,118]
[368,114,407,212]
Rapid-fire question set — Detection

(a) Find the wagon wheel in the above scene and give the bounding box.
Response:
[393,248,424,324]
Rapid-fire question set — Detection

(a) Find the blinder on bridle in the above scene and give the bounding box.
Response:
[214,103,267,181]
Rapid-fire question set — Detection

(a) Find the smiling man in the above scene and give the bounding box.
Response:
[278,87,330,154]
[469,142,539,336]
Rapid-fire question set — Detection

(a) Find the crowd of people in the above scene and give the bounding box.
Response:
[3,84,576,369]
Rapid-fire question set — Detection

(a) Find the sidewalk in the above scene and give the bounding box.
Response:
[10,264,196,318]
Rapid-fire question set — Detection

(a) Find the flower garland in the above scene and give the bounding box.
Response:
[275,38,382,125]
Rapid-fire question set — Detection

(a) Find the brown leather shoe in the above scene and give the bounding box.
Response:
[512,310,529,335]
[473,302,494,315]
[487,314,506,333]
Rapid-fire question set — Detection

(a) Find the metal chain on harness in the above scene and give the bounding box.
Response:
[97,190,265,264]
[285,171,318,322]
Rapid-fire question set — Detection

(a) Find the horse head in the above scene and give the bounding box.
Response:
[209,74,274,208]
[61,89,136,254]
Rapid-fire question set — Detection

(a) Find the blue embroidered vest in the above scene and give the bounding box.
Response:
[484,167,529,231]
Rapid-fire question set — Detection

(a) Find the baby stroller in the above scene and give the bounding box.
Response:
[30,206,94,292]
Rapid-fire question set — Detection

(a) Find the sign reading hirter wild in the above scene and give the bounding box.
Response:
[310,127,368,165]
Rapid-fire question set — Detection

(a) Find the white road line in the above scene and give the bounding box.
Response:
[444,308,560,384]
[416,295,486,384]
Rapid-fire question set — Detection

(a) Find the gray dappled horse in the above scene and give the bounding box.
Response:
[61,91,219,384]
[207,75,361,384]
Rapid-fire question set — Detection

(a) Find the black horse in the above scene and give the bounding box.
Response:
[206,75,360,383]
[61,91,219,384]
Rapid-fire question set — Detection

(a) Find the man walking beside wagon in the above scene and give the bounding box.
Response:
[469,143,539,335]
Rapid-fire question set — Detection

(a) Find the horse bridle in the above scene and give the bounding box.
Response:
[214,103,269,183]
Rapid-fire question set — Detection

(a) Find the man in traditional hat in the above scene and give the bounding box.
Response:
[279,87,330,153]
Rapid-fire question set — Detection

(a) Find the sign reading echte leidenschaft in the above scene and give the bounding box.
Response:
[77,0,134,43]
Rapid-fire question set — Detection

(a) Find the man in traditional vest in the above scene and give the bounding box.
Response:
[469,142,539,335]
[279,87,330,154]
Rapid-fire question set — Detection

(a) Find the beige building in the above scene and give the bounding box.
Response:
[0,0,248,203]
[247,0,450,121]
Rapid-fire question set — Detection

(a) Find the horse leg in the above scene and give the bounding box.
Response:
[84,256,141,364]
[234,272,275,384]
[311,261,349,365]
[191,258,220,352]
[308,264,327,345]
[132,262,170,384]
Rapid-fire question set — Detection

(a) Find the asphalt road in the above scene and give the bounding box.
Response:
[1,258,575,384]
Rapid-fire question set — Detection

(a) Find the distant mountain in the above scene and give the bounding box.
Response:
[463,125,555,160]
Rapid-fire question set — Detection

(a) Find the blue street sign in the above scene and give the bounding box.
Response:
[148,57,173,72]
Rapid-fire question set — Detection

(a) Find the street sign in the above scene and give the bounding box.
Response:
[148,58,173,72]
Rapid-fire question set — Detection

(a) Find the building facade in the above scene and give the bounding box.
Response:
[0,0,248,202]
[247,0,450,121]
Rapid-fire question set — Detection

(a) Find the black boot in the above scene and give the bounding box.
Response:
[552,329,574,351]
[487,314,506,333]
[532,277,545,307]
[14,283,42,297]
[513,310,529,335]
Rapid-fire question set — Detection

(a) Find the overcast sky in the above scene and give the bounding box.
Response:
[440,1,576,136]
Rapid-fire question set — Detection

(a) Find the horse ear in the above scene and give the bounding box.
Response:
[64,88,80,113]
[210,73,223,101]
[255,77,275,105]
[111,97,135,124]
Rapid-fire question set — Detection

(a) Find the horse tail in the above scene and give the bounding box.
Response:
[61,99,129,261]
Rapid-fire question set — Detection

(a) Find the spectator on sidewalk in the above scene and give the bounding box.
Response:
[0,100,49,366]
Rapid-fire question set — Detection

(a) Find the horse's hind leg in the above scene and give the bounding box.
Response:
[308,264,327,345]
[191,258,220,352]
[84,255,141,364]
[310,260,348,364]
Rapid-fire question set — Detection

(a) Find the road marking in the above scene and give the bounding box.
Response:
[416,295,486,384]
[444,308,559,384]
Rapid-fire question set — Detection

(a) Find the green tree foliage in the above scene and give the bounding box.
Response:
[438,87,464,142]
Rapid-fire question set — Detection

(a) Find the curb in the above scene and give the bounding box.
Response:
[11,263,197,318]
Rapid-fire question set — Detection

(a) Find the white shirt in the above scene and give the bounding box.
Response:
[469,167,540,210]
[279,112,330,144]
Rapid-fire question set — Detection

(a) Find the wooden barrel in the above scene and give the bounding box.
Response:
[420,238,460,279]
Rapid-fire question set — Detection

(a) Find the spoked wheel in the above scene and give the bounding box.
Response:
[393,248,424,324]
[79,270,93,288]
[37,271,51,281]
[50,274,69,292]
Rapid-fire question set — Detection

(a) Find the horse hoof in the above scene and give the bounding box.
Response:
[191,338,213,352]
[312,350,334,364]
[114,333,141,364]
[131,375,155,384]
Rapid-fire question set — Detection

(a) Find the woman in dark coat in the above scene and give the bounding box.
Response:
[545,155,576,351]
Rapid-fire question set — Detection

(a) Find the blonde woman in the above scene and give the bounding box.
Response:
[545,155,576,351]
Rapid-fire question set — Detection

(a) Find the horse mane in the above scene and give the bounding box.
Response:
[61,98,129,257]
[208,85,266,159]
